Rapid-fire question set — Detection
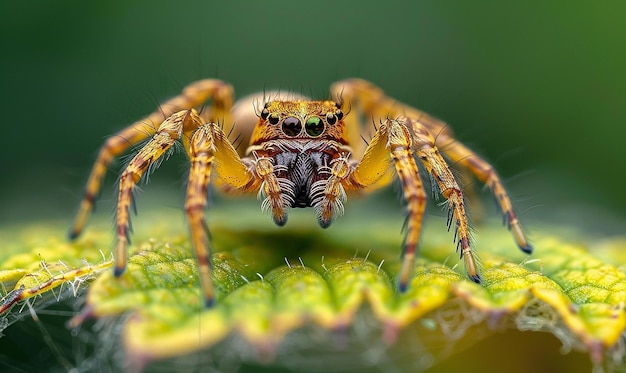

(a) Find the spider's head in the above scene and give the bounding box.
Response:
[250,100,348,145]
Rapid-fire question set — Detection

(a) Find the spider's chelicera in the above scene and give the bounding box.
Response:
[69,79,532,307]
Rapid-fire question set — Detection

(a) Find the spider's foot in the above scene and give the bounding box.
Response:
[113,265,126,277]
[512,226,533,254]
[203,297,215,308]
[468,272,482,284]
[397,252,416,293]
[69,201,93,241]
[519,243,533,254]
[461,242,482,284]
[397,280,409,293]
[508,214,533,254]
[68,229,80,241]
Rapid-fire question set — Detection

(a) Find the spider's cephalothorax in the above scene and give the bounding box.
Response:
[69,79,533,307]
[246,100,351,228]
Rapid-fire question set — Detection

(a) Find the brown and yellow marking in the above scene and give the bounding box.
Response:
[71,78,532,307]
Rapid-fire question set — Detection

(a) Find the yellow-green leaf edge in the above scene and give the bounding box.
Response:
[1,205,625,371]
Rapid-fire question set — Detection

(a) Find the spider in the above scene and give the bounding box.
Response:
[69,78,532,307]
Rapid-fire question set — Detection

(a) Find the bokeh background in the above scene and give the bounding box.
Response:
[2,1,626,230]
[0,1,625,372]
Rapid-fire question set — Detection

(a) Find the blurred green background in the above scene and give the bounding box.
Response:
[2,1,626,232]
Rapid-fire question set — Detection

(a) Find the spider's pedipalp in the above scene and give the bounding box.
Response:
[314,155,350,228]
[254,156,288,226]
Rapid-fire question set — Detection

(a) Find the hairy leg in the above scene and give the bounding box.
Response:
[405,117,479,281]
[184,122,255,307]
[114,110,203,276]
[70,79,233,239]
[345,119,428,290]
[436,134,532,253]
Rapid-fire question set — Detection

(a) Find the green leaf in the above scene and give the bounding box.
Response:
[1,203,624,372]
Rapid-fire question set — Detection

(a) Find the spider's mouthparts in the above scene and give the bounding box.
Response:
[293,188,312,208]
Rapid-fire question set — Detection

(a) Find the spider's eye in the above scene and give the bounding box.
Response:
[335,109,344,120]
[261,108,269,120]
[268,113,280,125]
[305,116,324,137]
[282,116,302,136]
[326,112,337,125]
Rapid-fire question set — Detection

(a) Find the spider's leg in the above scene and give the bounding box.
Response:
[345,119,427,291]
[435,134,532,254]
[330,78,395,159]
[403,117,480,283]
[386,123,428,291]
[184,123,255,307]
[331,79,454,158]
[114,110,201,277]
[457,166,485,224]
[69,118,155,240]
[70,79,233,239]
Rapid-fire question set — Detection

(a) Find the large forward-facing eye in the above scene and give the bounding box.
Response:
[305,116,324,137]
[282,116,301,136]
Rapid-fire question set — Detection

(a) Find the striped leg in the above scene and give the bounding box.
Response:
[184,123,254,307]
[346,119,428,290]
[114,110,202,277]
[347,116,477,287]
[184,125,216,307]
[70,79,233,239]
[385,121,428,291]
[436,134,532,254]
[404,117,479,282]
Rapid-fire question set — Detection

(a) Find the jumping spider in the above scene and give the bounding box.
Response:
[69,78,532,307]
